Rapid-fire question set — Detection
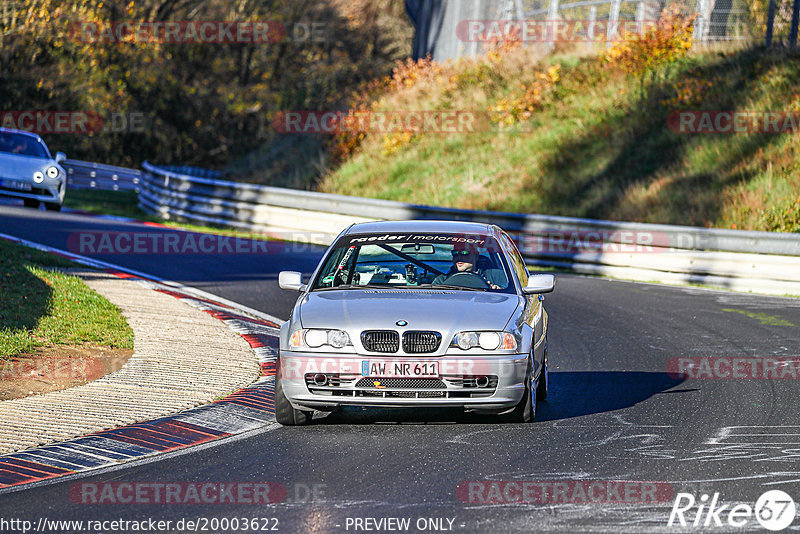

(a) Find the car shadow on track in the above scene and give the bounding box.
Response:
[307,371,688,425]
[535,370,690,422]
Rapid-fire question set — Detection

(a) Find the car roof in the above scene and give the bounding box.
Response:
[0,127,43,142]
[343,220,495,236]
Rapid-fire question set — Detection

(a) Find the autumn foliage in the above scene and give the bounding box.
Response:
[490,65,561,127]
[0,0,411,171]
[605,7,695,74]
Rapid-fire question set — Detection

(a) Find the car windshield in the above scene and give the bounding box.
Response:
[0,132,49,158]
[311,232,515,293]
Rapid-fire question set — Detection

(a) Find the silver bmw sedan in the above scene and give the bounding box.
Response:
[276,220,554,425]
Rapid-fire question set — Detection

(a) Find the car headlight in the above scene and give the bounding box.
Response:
[455,332,478,350]
[327,330,350,348]
[46,166,59,179]
[479,332,501,350]
[289,328,352,349]
[451,331,517,351]
[305,329,328,348]
[32,171,44,183]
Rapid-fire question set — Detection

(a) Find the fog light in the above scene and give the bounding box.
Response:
[313,373,328,386]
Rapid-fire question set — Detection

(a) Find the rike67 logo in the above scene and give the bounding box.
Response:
[668,490,796,531]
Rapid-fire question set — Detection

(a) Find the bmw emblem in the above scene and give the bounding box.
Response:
[396,320,408,327]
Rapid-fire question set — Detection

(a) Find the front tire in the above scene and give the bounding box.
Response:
[536,336,549,401]
[274,374,312,426]
[44,202,62,211]
[501,363,536,423]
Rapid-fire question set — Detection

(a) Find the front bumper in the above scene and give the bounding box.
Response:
[279,351,529,412]
[0,176,64,204]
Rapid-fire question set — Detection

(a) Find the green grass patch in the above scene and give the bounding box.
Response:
[722,307,796,326]
[0,239,134,359]
[65,190,153,220]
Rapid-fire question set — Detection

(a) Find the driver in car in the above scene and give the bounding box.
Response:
[432,243,501,289]
[11,139,29,154]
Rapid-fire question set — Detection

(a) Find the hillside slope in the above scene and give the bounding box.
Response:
[319,21,800,232]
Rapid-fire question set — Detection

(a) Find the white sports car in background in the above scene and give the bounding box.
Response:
[0,127,67,211]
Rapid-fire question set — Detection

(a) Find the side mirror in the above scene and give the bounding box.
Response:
[55,152,67,163]
[522,273,555,294]
[279,271,307,292]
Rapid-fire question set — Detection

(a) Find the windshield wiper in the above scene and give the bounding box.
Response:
[416,284,486,292]
[314,284,400,291]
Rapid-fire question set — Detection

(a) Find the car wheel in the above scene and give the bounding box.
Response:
[274,374,312,426]
[501,361,535,423]
[23,198,39,209]
[44,202,62,211]
[536,336,549,402]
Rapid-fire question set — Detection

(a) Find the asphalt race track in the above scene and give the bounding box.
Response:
[2,203,800,533]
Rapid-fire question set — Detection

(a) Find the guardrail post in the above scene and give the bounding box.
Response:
[588,5,598,41]
[636,1,645,34]
[766,0,777,46]
[607,0,622,46]
[693,0,709,44]
[470,0,483,57]
[546,0,560,48]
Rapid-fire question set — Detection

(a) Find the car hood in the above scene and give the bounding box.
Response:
[0,153,54,178]
[299,289,521,334]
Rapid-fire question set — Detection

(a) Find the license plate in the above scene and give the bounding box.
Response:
[0,178,32,191]
[361,360,439,378]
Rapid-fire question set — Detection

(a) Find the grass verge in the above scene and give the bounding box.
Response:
[0,239,134,359]
[65,190,152,221]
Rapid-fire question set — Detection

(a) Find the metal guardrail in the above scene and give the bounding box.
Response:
[137,161,800,297]
[520,0,757,44]
[411,0,768,61]
[63,159,141,192]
